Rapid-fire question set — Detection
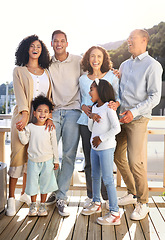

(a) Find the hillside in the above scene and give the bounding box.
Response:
[108,22,165,80]
[100,40,125,50]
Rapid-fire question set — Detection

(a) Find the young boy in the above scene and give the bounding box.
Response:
[17,95,59,216]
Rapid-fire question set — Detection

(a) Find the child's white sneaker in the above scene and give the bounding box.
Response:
[6,197,16,216]
[81,202,101,215]
[38,203,48,216]
[97,211,121,225]
[28,202,38,216]
[19,193,31,206]
[83,197,92,209]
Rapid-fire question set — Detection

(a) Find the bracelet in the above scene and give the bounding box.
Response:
[48,118,53,121]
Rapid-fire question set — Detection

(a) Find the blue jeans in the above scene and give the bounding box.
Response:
[52,109,81,200]
[91,147,119,212]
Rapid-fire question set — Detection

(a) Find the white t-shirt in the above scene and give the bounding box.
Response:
[88,102,121,151]
[18,123,59,163]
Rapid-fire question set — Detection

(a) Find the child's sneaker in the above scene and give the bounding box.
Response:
[28,202,38,216]
[83,197,92,209]
[6,197,16,216]
[97,211,121,225]
[81,202,101,216]
[38,203,48,216]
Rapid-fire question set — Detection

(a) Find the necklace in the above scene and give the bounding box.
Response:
[26,65,39,74]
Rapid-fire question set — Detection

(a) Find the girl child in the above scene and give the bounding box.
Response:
[17,95,59,216]
[81,79,121,225]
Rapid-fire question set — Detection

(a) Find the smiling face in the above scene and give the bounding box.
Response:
[33,104,50,125]
[51,33,68,57]
[28,40,42,60]
[89,48,104,71]
[127,30,147,58]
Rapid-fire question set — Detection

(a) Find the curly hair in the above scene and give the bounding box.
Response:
[81,46,113,74]
[15,35,51,68]
[32,94,54,112]
[92,79,115,103]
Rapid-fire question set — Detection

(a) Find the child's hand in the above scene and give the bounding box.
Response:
[89,113,101,123]
[54,163,59,170]
[92,136,102,148]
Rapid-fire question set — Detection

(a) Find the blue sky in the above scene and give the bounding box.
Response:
[0,0,165,85]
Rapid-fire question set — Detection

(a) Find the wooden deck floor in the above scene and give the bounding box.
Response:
[0,191,165,240]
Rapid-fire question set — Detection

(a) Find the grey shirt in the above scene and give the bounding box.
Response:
[119,51,163,120]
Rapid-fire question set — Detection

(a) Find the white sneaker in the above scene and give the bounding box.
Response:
[56,199,70,217]
[83,197,92,208]
[28,202,38,216]
[130,203,149,220]
[105,200,109,210]
[97,211,121,226]
[6,197,16,216]
[19,193,31,206]
[38,203,48,216]
[118,194,137,206]
[81,202,101,216]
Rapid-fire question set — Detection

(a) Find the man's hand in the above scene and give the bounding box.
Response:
[92,136,102,148]
[119,110,133,123]
[108,101,120,111]
[112,68,120,78]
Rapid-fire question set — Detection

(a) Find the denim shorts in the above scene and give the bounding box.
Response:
[25,158,58,196]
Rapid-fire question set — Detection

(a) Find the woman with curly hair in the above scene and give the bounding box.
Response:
[6,35,54,216]
[77,46,120,209]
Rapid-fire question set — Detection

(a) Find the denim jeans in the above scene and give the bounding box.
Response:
[91,147,119,212]
[80,125,108,200]
[52,109,81,200]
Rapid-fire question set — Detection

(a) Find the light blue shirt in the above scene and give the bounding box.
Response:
[77,70,120,126]
[119,51,163,120]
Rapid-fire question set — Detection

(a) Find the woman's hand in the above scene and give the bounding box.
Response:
[92,136,102,148]
[108,101,120,111]
[54,163,59,170]
[45,118,55,131]
[82,105,92,116]
[89,113,101,123]
[16,111,28,131]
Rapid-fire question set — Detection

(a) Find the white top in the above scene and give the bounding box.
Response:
[29,71,50,98]
[88,102,121,151]
[119,51,163,120]
[18,123,59,163]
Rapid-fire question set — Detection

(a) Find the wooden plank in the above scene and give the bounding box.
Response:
[27,204,56,240]
[152,196,165,221]
[139,201,159,240]
[0,132,5,163]
[115,207,131,240]
[0,202,28,239]
[72,196,88,240]
[101,203,116,240]
[87,212,102,240]
[57,196,80,240]
[42,208,63,240]
[123,204,145,240]
[0,200,24,235]
[148,197,165,240]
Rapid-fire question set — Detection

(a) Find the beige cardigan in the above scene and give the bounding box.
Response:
[10,66,52,167]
